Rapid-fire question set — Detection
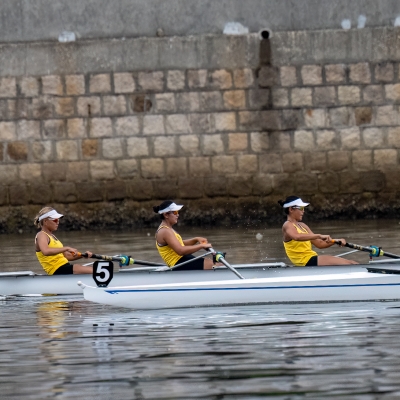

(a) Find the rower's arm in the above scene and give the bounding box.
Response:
[283,223,331,243]
[304,225,335,248]
[183,237,208,246]
[36,233,78,256]
[161,230,211,255]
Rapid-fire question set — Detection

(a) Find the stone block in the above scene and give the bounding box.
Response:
[204,177,226,197]
[200,91,223,111]
[375,63,394,83]
[363,127,384,148]
[259,110,281,130]
[29,183,53,205]
[179,135,199,156]
[340,127,361,149]
[67,118,87,138]
[114,116,140,136]
[179,177,204,199]
[318,172,339,193]
[17,120,40,139]
[213,112,236,131]
[375,105,398,126]
[90,160,115,180]
[325,64,346,84]
[359,170,385,192]
[388,127,400,148]
[154,136,177,156]
[78,182,103,202]
[237,154,258,173]
[53,182,77,203]
[328,151,350,171]
[165,114,191,134]
[32,96,54,119]
[42,75,63,95]
[7,141,27,161]
[314,87,336,106]
[116,159,138,178]
[9,184,29,205]
[301,65,322,85]
[228,133,248,153]
[272,88,289,108]
[374,149,397,168]
[65,75,85,95]
[105,180,127,201]
[355,107,372,125]
[89,74,111,93]
[77,96,101,117]
[9,99,32,119]
[66,161,90,182]
[294,130,314,150]
[202,134,224,155]
[56,140,79,161]
[239,111,259,132]
[259,153,282,173]
[211,155,236,174]
[223,90,246,109]
[258,66,279,87]
[167,70,185,91]
[42,162,67,182]
[143,115,165,135]
[281,109,301,130]
[349,63,371,84]
[305,152,326,171]
[89,118,113,137]
[272,173,294,194]
[114,73,136,93]
[248,89,271,109]
[291,88,312,107]
[43,119,66,139]
[328,107,354,127]
[385,84,400,102]
[19,77,39,97]
[32,141,53,161]
[141,158,164,178]
[138,71,164,91]
[50,97,75,117]
[227,177,252,197]
[127,179,154,200]
[166,157,187,177]
[294,173,318,194]
[338,86,361,105]
[176,92,199,112]
[127,137,149,157]
[339,172,362,193]
[190,113,212,133]
[189,157,211,176]
[129,94,153,113]
[187,70,207,89]
[233,68,254,88]
[363,85,384,105]
[0,121,16,140]
[0,165,18,184]
[252,175,273,196]
[102,95,127,115]
[282,152,303,173]
[82,139,98,158]
[280,66,297,87]
[352,150,372,170]
[155,93,176,112]
[271,131,291,150]
[210,69,232,89]
[103,138,123,159]
[304,109,327,128]
[250,132,270,153]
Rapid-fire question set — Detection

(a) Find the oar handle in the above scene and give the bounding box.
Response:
[77,252,166,266]
[210,248,245,279]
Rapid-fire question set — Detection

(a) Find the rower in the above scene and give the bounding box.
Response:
[153,200,221,270]
[279,196,358,266]
[34,207,94,275]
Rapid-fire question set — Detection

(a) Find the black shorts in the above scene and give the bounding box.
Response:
[53,263,74,275]
[305,256,318,266]
[172,255,205,271]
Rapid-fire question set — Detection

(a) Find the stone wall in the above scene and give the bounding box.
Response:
[1,28,400,232]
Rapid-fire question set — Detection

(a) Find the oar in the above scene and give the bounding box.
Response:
[78,252,166,267]
[210,248,245,279]
[333,241,400,259]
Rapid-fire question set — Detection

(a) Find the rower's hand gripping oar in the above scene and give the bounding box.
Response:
[210,248,245,279]
[78,252,166,267]
[332,241,400,260]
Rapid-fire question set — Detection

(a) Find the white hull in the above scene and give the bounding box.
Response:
[80,270,400,309]
[0,263,289,296]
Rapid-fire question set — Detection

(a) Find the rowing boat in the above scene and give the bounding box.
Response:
[80,265,400,309]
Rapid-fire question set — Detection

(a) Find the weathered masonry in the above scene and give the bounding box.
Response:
[1,27,400,231]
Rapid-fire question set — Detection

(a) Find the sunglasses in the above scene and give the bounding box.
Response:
[168,211,179,215]
[48,218,60,223]
[292,206,305,211]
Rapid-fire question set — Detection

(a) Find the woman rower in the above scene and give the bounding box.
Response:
[153,200,217,270]
[279,196,358,266]
[34,207,94,275]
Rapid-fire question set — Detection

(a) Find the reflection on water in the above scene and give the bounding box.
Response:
[2,220,400,398]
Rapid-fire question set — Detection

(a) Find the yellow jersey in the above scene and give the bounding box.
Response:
[155,225,184,267]
[283,223,318,266]
[35,231,69,275]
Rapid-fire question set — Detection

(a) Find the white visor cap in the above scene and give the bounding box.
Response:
[158,203,184,214]
[38,209,64,221]
[283,198,310,208]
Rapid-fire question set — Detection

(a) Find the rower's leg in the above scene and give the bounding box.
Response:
[72,264,94,274]
[317,255,358,266]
